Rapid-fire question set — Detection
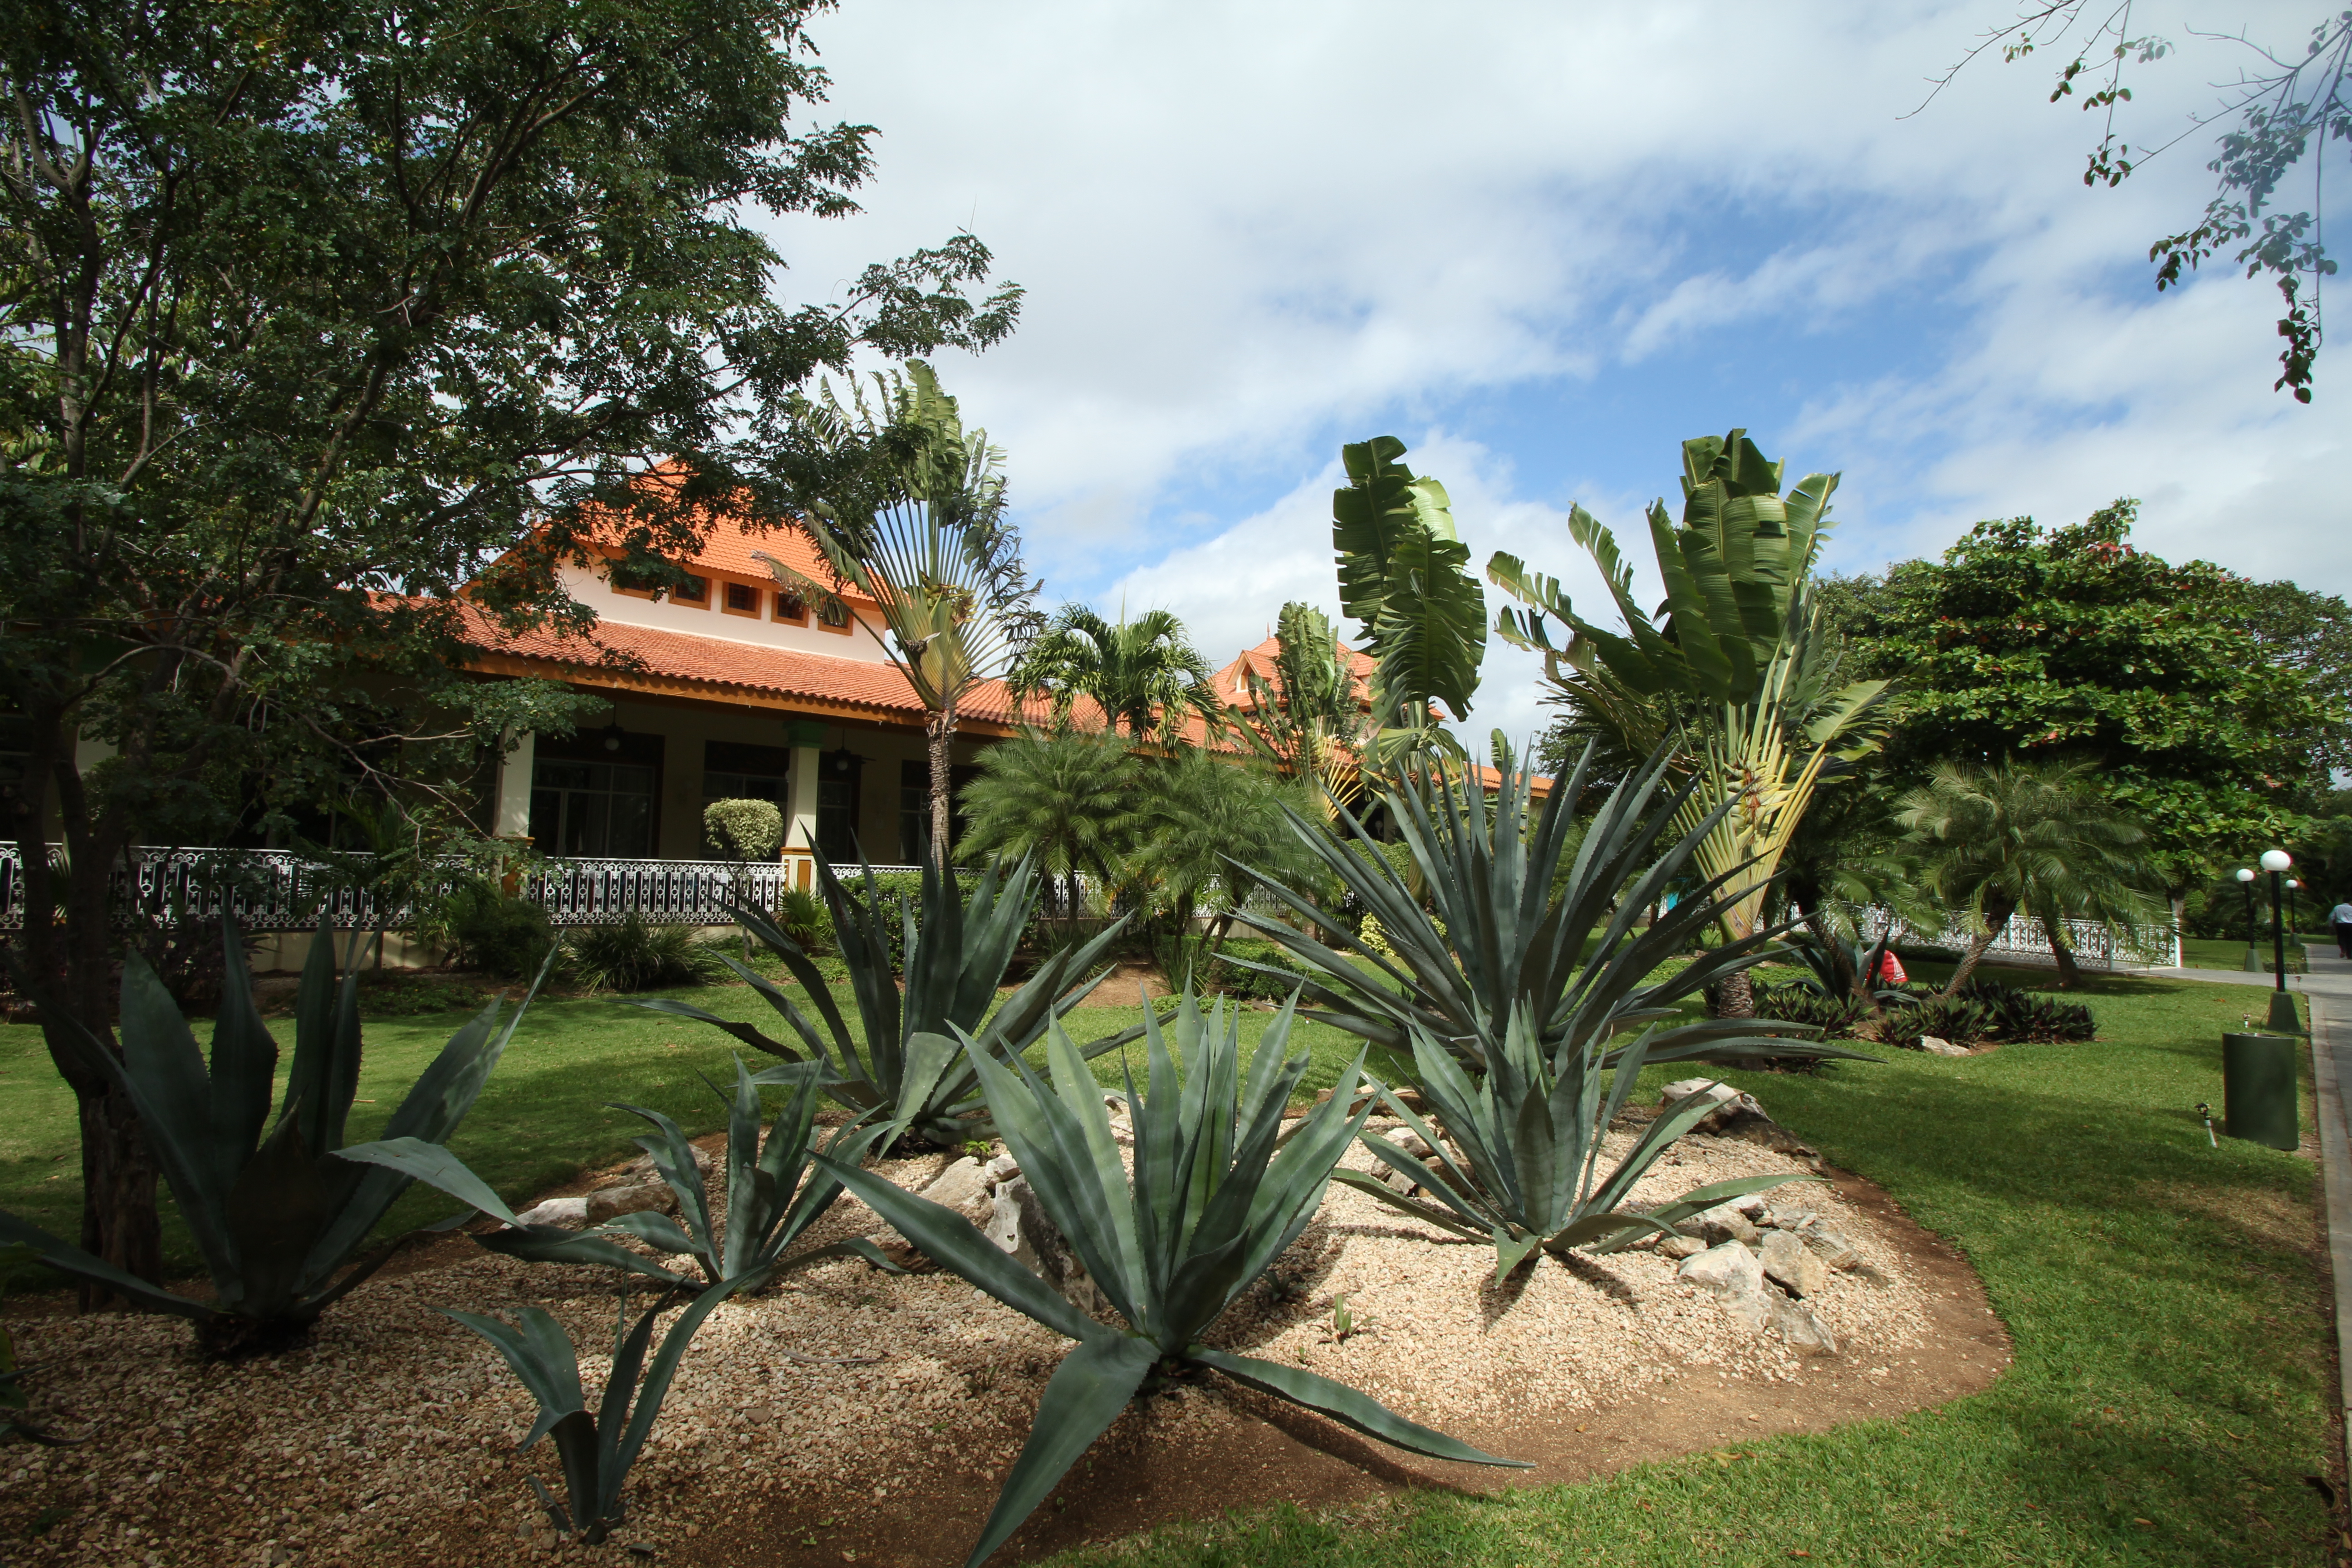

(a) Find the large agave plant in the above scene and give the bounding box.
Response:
[822,991,1524,1568]
[638,850,1142,1144]
[1230,740,1865,1073]
[342,1058,894,1292]
[0,915,543,1353]
[1346,1008,1814,1279]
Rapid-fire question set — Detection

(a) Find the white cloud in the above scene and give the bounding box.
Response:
[755,0,2347,654]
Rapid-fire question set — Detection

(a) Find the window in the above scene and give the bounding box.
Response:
[815,750,862,862]
[722,581,759,615]
[817,598,850,632]
[897,759,977,862]
[702,740,793,854]
[671,574,708,606]
[529,760,657,857]
[773,590,808,624]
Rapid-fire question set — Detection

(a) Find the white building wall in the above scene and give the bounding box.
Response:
[557,561,893,660]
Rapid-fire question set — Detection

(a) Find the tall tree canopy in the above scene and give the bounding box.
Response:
[1829,502,2337,887]
[0,0,1019,1294]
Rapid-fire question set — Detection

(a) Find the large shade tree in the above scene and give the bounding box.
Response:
[761,363,1041,871]
[1827,503,2335,898]
[0,0,1019,1298]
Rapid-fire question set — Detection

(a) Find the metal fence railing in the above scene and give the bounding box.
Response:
[1845,903,2180,971]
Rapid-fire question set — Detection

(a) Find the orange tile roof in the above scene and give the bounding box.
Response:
[1210,634,1377,714]
[572,465,873,606]
[456,604,1032,728]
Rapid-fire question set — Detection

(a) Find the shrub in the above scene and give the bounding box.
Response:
[1951,978,2097,1042]
[703,797,783,860]
[433,877,557,980]
[1888,992,1993,1048]
[1207,937,1312,1001]
[565,914,731,994]
[771,887,834,956]
[1752,982,1870,1037]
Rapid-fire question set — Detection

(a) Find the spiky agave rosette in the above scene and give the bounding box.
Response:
[820,989,1526,1568]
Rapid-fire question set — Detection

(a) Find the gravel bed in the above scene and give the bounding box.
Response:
[0,1133,1929,1566]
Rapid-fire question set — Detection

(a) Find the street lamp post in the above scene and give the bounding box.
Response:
[2237,867,2261,971]
[2287,878,2302,941]
[2260,850,2300,1032]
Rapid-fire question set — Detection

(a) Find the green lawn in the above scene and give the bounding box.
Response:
[2182,935,2322,975]
[4,964,2337,1566]
[1043,965,2337,1568]
[0,978,1375,1284]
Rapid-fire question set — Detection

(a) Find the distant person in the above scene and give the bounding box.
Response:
[2334,899,2352,960]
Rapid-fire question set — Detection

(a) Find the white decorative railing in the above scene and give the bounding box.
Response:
[0,844,948,934]
[1847,903,2180,971]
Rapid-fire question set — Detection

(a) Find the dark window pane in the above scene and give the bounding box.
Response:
[775,592,807,622]
[674,575,707,603]
[724,582,757,612]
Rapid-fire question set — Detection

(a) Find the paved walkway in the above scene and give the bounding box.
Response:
[2139,948,2352,1005]
[2298,949,2352,1484]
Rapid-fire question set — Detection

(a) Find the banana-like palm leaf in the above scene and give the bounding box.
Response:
[818,987,1520,1568]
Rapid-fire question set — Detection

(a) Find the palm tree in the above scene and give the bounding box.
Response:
[957,729,1139,945]
[1121,749,1321,981]
[762,362,1042,870]
[1011,604,1222,745]
[1235,601,1373,818]
[1897,758,2156,990]
[1488,430,1891,1017]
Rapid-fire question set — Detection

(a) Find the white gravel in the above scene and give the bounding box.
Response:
[0,1132,1930,1566]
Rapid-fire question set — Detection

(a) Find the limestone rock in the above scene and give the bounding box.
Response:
[986,1152,1021,1183]
[513,1195,590,1229]
[1916,1036,1970,1058]
[625,1143,714,1182]
[1795,1217,1862,1270]
[920,1156,991,1216]
[1678,1240,1771,1332]
[1661,1078,1766,1132]
[584,1183,670,1224]
[1689,1203,1763,1247]
[1768,1294,1839,1355]
[1658,1235,1705,1260]
[1385,1128,1436,1160]
[1758,1229,1828,1298]
[983,1176,1108,1315]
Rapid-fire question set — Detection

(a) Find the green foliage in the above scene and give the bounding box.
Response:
[564,916,732,995]
[1886,994,1994,1049]
[423,875,558,981]
[1235,602,1374,808]
[1833,505,2332,881]
[1749,983,1872,1037]
[635,853,1137,1144]
[1330,436,1486,764]
[1205,939,1313,1002]
[1898,757,2159,990]
[818,992,1524,1568]
[770,887,835,956]
[0,919,541,1351]
[1949,980,2098,1044]
[447,1284,735,1546]
[1233,741,1863,1072]
[343,1058,893,1292]
[1345,1009,1814,1278]
[1010,606,1223,745]
[702,798,784,861]
[1122,750,1326,981]
[957,728,1138,942]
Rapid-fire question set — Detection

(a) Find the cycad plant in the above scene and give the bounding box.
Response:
[341,1057,894,1291]
[637,850,1138,1144]
[823,991,1524,1568]
[0,916,544,1354]
[1896,758,2156,990]
[957,728,1139,946]
[1346,1007,1814,1279]
[1230,740,1860,1073]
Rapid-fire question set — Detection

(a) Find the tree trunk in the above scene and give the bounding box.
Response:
[926,698,956,874]
[1941,899,2015,995]
[1713,968,1755,1019]
[19,728,165,1306]
[2043,906,2083,989]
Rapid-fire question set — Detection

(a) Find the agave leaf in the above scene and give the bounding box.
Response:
[442,1304,587,1451]
[1329,1169,1492,1241]
[114,948,238,1274]
[596,1211,704,1259]
[546,1410,600,1538]
[1191,1347,1525,1466]
[607,1281,736,1524]
[477,1226,693,1287]
[0,1210,211,1321]
[223,1114,341,1316]
[814,1156,1106,1346]
[612,1104,717,1274]
[1489,1227,1545,1280]
[627,996,801,1063]
[960,1333,1161,1568]
[335,1135,526,1227]
[206,907,279,1183]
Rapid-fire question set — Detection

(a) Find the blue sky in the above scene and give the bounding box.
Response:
[763,0,2347,745]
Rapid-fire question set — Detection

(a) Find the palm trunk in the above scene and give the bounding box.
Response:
[1713,969,1755,1019]
[2043,906,2083,989]
[926,696,956,874]
[1941,897,2016,995]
